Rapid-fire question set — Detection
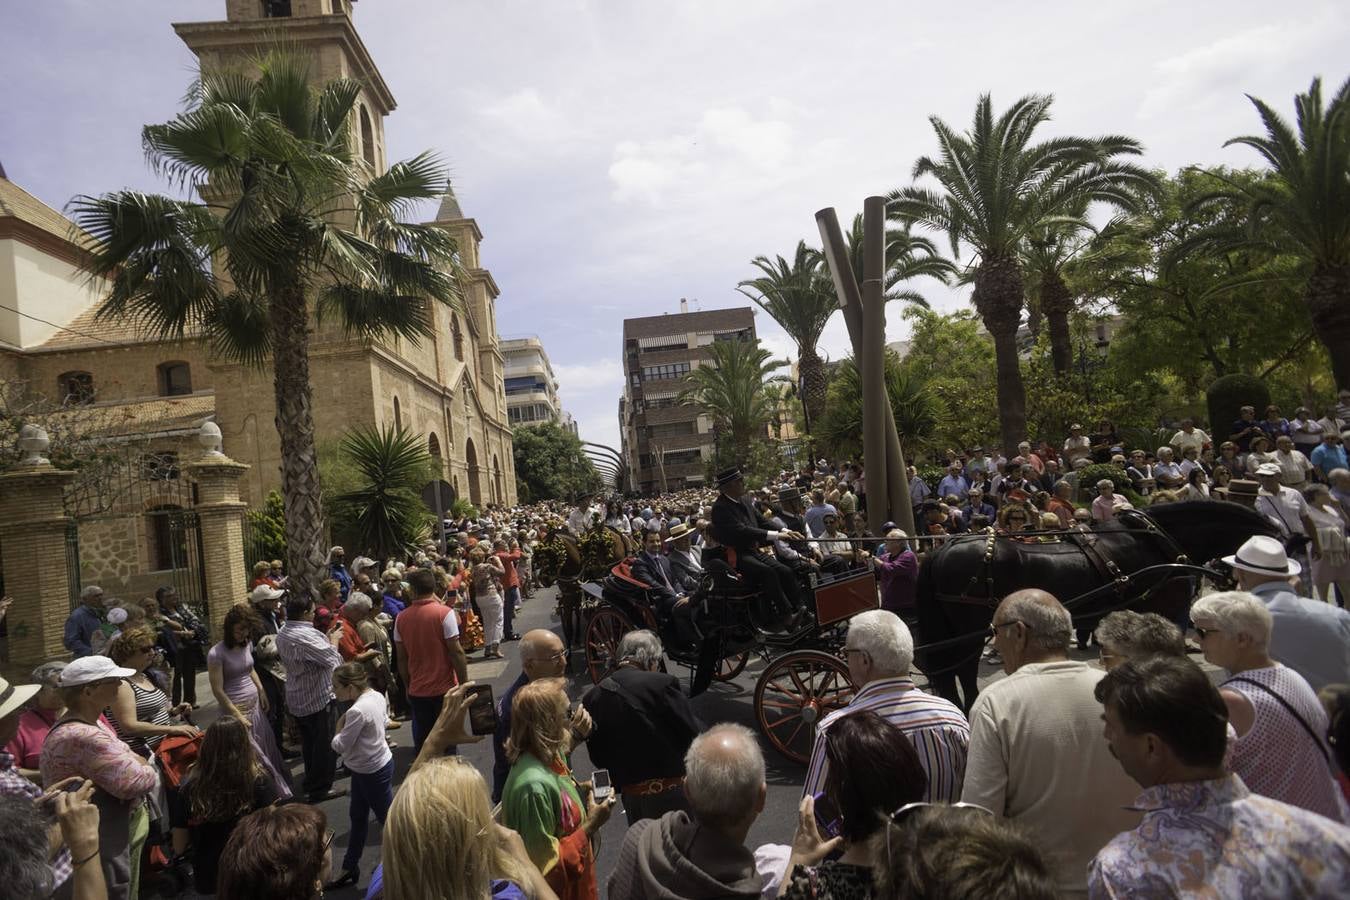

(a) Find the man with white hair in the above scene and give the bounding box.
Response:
[1154,446,1185,491]
[1221,535,1350,691]
[962,589,1140,897]
[63,585,107,659]
[1190,591,1345,822]
[582,630,701,824]
[873,530,919,622]
[608,723,765,900]
[803,610,969,803]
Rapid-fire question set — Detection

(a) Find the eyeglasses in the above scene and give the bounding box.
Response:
[987,619,1025,638]
[321,828,335,854]
[1193,625,1221,639]
[886,801,994,865]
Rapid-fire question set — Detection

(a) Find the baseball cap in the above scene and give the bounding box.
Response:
[58,656,137,687]
[250,584,284,603]
[1255,463,1281,476]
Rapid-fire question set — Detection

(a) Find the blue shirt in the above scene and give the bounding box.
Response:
[937,474,970,500]
[1250,581,1350,693]
[1310,443,1347,480]
[381,591,406,618]
[804,503,838,538]
[330,564,352,601]
[63,605,103,658]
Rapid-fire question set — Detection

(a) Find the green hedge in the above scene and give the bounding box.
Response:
[1206,374,1270,437]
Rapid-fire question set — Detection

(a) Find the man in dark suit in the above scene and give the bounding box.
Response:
[582,629,703,824]
[709,467,806,627]
[630,529,697,647]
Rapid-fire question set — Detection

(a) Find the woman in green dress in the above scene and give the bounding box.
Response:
[502,678,615,900]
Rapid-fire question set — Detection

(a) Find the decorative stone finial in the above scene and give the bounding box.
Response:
[18,424,50,466]
[198,420,224,457]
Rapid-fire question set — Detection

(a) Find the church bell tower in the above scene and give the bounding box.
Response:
[173,0,395,175]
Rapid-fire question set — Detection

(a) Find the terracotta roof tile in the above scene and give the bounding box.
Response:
[0,176,91,247]
[33,303,203,352]
[51,392,217,437]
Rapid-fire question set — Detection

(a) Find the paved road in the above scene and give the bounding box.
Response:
[173,585,1072,899]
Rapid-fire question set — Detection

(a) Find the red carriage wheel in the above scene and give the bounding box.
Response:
[585,607,634,685]
[753,650,854,765]
[714,651,750,682]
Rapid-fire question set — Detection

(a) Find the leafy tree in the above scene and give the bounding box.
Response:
[1021,210,1093,374]
[737,241,836,430]
[1192,77,1350,390]
[329,425,437,559]
[511,423,603,502]
[815,351,944,460]
[679,338,787,462]
[70,50,464,600]
[244,490,288,566]
[1082,168,1309,393]
[890,93,1158,452]
[897,309,999,453]
[1020,326,1166,441]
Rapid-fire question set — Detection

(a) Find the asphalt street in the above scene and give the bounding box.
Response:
[174,584,1054,899]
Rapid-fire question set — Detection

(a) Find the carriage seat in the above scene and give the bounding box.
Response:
[608,560,654,600]
[701,557,758,599]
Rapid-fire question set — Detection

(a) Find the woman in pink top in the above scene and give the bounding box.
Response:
[41,655,158,900]
[1090,479,1133,523]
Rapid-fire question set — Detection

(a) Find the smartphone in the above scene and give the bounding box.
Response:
[466,684,497,736]
[592,768,613,802]
[812,791,842,838]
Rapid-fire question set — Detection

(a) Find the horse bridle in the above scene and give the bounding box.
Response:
[1116,507,1191,565]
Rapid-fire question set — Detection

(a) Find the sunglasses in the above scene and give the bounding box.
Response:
[886,801,994,864]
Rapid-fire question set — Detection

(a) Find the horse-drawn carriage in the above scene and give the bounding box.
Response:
[537,500,1277,763]
[582,554,880,765]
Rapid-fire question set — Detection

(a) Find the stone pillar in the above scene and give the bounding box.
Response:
[0,463,77,677]
[186,449,250,639]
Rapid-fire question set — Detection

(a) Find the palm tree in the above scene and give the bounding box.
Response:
[843,213,957,306]
[678,338,787,463]
[1021,212,1092,374]
[69,50,464,600]
[1192,77,1350,389]
[889,93,1158,452]
[332,425,437,559]
[736,241,835,431]
[816,351,944,460]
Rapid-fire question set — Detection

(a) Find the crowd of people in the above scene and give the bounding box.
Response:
[3,396,1350,899]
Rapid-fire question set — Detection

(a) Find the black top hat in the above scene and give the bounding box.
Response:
[715,467,743,487]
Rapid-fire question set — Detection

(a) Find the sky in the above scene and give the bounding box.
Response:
[2,0,1347,451]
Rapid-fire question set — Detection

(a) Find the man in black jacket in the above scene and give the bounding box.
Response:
[630,529,697,648]
[582,630,703,824]
[709,467,806,627]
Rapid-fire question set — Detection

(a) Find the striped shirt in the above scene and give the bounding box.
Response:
[276,620,342,717]
[803,677,970,803]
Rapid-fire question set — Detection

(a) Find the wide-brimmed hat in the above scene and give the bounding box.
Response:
[58,656,137,688]
[665,522,696,543]
[1222,535,1301,576]
[778,487,802,505]
[715,467,743,487]
[250,584,284,603]
[0,674,40,719]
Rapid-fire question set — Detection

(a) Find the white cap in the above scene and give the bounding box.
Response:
[58,656,137,687]
[1255,463,1281,477]
[1222,534,1301,576]
[250,584,284,603]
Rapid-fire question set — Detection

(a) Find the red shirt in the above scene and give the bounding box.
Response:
[495,550,522,589]
[392,598,460,697]
[336,612,369,661]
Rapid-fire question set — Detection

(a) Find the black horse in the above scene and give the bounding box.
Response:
[914,500,1278,711]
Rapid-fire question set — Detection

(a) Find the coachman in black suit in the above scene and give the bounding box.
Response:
[708,467,806,626]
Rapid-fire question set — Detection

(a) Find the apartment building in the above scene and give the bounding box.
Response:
[502,335,569,429]
[618,302,756,494]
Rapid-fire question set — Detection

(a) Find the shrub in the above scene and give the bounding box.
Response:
[1206,374,1270,437]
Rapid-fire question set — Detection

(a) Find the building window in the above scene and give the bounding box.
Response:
[452,317,464,361]
[141,451,180,481]
[640,362,691,381]
[360,106,376,167]
[157,362,192,397]
[58,371,94,405]
[663,449,702,465]
[393,395,402,430]
[428,432,441,457]
[263,0,292,17]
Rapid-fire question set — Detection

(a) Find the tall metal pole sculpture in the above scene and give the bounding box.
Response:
[816,204,916,535]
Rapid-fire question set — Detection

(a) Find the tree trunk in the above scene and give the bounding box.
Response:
[798,346,827,434]
[1041,270,1074,375]
[1306,263,1350,391]
[271,283,327,601]
[972,254,1028,453]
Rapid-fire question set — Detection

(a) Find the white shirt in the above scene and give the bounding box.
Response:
[331,688,393,775]
[962,661,1141,897]
[1169,428,1210,454]
[1256,485,1309,537]
[1272,449,1313,485]
[818,531,852,558]
[1063,435,1092,462]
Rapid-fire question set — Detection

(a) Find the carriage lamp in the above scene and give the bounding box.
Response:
[18,424,50,466]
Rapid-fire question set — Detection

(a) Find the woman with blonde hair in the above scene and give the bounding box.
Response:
[502,678,615,900]
[379,756,556,900]
[472,545,507,659]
